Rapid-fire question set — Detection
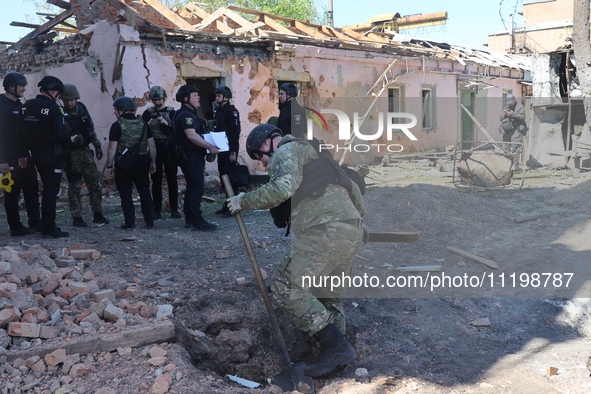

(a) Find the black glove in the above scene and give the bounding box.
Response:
[95,146,104,160]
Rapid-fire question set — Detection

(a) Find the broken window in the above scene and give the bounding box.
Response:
[421,86,436,129]
[389,86,405,132]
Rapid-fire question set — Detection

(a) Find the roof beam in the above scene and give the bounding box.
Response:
[195,7,227,31]
[10,8,74,49]
[214,19,234,34]
[223,9,268,37]
[258,14,296,36]
[184,3,210,20]
[142,0,197,31]
[235,21,265,35]
[106,0,147,28]
[47,0,71,9]
[292,20,329,40]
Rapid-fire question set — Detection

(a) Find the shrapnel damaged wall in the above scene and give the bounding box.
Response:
[0,0,528,169]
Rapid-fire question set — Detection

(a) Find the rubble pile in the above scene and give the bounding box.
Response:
[0,243,177,393]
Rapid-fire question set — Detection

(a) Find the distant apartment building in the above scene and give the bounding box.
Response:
[488,0,573,54]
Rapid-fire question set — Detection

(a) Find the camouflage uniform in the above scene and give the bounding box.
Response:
[64,102,104,218]
[240,135,365,335]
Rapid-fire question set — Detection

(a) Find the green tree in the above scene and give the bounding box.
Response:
[162,0,327,25]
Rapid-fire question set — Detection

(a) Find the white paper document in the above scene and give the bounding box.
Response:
[204,131,229,153]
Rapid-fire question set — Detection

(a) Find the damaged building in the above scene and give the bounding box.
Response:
[1,0,530,169]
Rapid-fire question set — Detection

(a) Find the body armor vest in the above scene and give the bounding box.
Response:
[116,116,148,157]
[65,103,93,148]
[147,106,174,140]
[23,100,53,149]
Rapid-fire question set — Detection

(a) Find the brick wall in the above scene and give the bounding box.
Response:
[0,34,91,75]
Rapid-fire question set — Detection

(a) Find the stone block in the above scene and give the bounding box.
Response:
[31,359,46,373]
[7,322,41,338]
[68,282,89,294]
[42,280,60,296]
[215,250,229,259]
[56,258,76,268]
[106,280,127,291]
[45,348,66,366]
[90,302,106,318]
[0,282,17,298]
[93,289,116,303]
[155,305,173,320]
[0,309,18,328]
[71,293,90,309]
[10,259,34,281]
[38,255,57,270]
[39,325,59,339]
[0,261,10,274]
[81,312,100,325]
[103,304,124,322]
[26,272,39,284]
[69,250,97,260]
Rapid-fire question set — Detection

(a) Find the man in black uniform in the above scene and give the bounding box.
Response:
[173,84,219,231]
[0,72,42,236]
[142,86,180,219]
[105,97,156,230]
[277,83,306,138]
[23,76,74,239]
[212,85,241,218]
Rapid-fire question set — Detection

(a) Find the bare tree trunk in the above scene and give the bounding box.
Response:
[573,0,591,124]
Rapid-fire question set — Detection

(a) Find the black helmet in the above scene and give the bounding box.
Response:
[38,76,64,94]
[149,86,167,100]
[175,84,199,103]
[112,96,136,112]
[214,85,232,99]
[246,124,283,160]
[3,72,27,90]
[279,83,297,98]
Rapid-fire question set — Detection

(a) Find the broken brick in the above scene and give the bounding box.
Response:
[7,322,41,338]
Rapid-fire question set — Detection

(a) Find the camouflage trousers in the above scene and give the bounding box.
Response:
[65,148,103,218]
[271,220,363,336]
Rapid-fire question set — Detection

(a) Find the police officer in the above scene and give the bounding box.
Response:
[62,84,109,227]
[0,72,42,236]
[277,83,306,138]
[105,97,156,229]
[212,85,241,217]
[226,124,365,377]
[173,84,219,231]
[142,86,180,219]
[23,76,75,239]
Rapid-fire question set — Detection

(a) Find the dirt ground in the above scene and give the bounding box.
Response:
[2,160,591,394]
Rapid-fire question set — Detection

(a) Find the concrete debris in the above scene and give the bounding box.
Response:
[457,151,514,187]
[471,318,492,327]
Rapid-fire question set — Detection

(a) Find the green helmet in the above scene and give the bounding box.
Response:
[149,86,167,100]
[61,84,80,100]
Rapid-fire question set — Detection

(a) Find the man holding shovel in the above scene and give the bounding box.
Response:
[226,124,365,377]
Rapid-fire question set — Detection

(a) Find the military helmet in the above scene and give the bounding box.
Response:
[112,96,136,112]
[61,84,80,100]
[214,85,232,99]
[38,76,65,94]
[3,72,27,90]
[279,82,297,98]
[246,124,283,160]
[175,84,199,103]
[149,86,167,100]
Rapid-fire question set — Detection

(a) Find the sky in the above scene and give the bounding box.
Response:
[0,0,524,50]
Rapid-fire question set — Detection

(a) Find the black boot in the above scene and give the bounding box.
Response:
[93,212,110,224]
[304,324,356,377]
[73,217,88,227]
[215,203,229,215]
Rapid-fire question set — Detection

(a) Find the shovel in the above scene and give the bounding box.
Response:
[222,175,314,393]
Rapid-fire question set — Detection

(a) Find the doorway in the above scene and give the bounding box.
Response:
[185,78,219,120]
